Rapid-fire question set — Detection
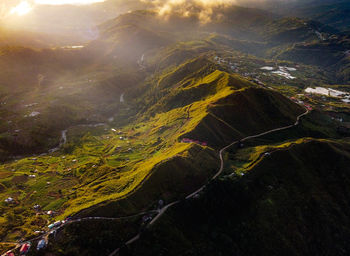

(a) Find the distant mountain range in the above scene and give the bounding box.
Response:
[0,2,350,256]
[259,0,350,32]
[5,0,350,42]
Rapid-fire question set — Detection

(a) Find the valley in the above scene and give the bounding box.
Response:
[0,1,350,256]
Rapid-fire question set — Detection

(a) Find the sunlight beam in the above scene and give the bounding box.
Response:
[10,1,33,16]
[34,0,106,5]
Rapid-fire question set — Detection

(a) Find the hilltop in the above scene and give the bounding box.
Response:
[123,139,350,256]
[0,3,350,256]
[0,50,305,242]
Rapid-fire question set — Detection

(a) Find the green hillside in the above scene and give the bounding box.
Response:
[0,3,350,256]
[185,87,304,147]
[125,139,350,256]
[0,48,305,244]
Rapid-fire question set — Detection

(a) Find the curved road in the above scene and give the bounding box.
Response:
[108,108,309,256]
[1,211,158,256]
[2,109,309,256]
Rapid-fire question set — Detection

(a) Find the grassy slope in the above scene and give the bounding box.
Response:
[125,139,350,256]
[0,9,332,245]
[140,54,304,147]
[76,144,219,218]
[72,60,305,216]
[0,49,305,243]
[0,7,345,250]
[185,86,304,147]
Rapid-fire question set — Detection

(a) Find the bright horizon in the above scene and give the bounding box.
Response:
[34,0,106,5]
[9,0,106,16]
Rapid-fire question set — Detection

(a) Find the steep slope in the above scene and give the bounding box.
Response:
[1,4,349,255]
[138,55,305,147]
[184,86,304,147]
[75,66,305,215]
[125,139,350,256]
[0,46,305,247]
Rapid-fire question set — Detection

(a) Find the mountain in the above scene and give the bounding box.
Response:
[18,58,309,256]
[291,1,350,31]
[263,0,350,32]
[0,3,350,256]
[0,3,336,161]
[99,7,335,44]
[122,139,350,256]
[96,8,349,84]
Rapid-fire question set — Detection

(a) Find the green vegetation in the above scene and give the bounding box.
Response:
[125,139,350,256]
[1,3,350,255]
[0,44,304,244]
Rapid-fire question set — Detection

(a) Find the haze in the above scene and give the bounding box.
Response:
[0,0,350,254]
[35,0,106,5]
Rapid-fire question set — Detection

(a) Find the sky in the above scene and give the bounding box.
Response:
[34,0,105,5]
[7,0,289,17]
[9,0,106,16]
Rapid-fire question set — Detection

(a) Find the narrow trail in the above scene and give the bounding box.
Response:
[2,109,309,256]
[107,108,309,256]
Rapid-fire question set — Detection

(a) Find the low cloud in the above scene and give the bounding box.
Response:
[141,0,294,23]
[142,0,237,23]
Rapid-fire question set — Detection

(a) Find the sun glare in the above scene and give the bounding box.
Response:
[10,1,33,16]
[8,0,106,17]
[34,0,106,5]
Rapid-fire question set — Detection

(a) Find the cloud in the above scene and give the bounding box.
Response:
[141,0,257,23]
[142,0,294,23]
[140,0,219,23]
